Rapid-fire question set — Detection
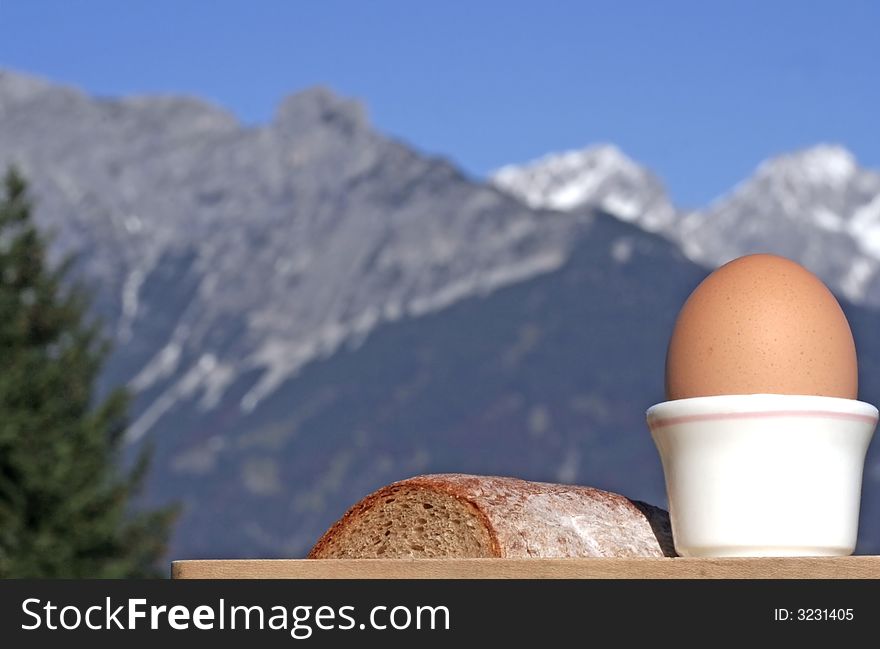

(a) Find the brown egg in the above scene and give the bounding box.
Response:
[665,254,857,400]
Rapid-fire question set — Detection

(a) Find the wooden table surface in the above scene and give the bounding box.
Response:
[172,556,880,579]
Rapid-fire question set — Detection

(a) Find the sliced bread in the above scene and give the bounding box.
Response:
[308,473,675,558]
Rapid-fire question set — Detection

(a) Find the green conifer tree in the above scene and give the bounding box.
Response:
[0,168,176,578]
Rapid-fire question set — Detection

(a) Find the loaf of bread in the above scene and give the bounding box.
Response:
[309,474,675,558]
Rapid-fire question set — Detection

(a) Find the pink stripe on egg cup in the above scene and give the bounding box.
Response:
[649,409,879,429]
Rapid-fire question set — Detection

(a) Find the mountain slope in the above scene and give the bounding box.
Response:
[0,69,580,441]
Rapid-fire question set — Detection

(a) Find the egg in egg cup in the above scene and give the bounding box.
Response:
[648,255,878,557]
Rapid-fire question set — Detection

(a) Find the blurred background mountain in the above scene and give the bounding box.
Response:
[2,68,879,559]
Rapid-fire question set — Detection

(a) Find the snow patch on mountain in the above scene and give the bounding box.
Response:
[491,145,676,232]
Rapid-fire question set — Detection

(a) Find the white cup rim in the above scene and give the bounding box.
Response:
[647,394,878,426]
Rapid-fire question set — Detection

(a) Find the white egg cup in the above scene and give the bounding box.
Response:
[647,394,878,557]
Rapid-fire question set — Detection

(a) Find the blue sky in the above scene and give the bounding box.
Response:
[1,0,877,207]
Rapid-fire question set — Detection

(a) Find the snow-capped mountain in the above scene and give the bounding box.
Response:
[491,144,677,232]
[494,144,880,307]
[680,146,880,304]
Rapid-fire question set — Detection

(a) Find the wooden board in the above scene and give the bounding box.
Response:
[172,556,880,579]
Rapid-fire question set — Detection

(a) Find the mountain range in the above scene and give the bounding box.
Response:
[493,143,880,305]
[1,69,879,558]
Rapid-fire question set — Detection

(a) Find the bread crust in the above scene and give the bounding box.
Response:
[308,474,675,558]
